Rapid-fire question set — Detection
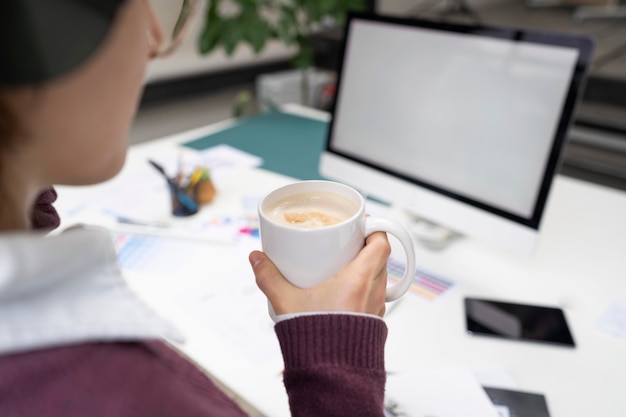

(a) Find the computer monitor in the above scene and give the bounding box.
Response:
[320,13,594,256]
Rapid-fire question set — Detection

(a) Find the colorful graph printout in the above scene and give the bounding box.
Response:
[113,233,199,275]
[387,257,455,300]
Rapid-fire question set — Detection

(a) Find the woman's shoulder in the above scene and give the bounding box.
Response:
[0,341,247,417]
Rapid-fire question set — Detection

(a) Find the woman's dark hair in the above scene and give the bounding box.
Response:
[1,0,124,86]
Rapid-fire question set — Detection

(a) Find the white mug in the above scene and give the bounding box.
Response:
[258,180,416,318]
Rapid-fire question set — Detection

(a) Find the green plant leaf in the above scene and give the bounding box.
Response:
[240,5,271,53]
[275,6,299,46]
[300,0,322,24]
[232,90,253,118]
[198,0,362,65]
[291,36,313,69]
[221,18,246,55]
[198,0,221,54]
[234,0,256,6]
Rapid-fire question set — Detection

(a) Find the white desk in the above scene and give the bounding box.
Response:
[56,110,626,417]
[384,173,626,417]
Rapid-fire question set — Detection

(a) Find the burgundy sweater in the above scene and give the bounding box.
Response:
[6,188,387,416]
[0,315,387,417]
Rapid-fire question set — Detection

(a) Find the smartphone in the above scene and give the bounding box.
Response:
[464,297,575,348]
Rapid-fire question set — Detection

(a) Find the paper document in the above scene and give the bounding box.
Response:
[484,387,551,417]
[122,235,280,366]
[58,144,263,227]
[158,144,263,185]
[597,300,626,341]
[385,368,501,417]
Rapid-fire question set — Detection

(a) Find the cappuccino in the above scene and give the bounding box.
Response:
[266,191,358,228]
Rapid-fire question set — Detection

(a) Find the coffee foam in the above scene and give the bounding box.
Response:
[266,191,358,229]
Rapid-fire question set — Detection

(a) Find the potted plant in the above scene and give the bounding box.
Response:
[195,0,366,112]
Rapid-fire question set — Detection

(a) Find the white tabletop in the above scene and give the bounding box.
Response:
[55,110,626,417]
[384,173,626,417]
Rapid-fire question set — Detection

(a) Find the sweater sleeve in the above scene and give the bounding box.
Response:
[274,314,388,417]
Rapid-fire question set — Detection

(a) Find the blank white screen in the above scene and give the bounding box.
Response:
[332,20,579,219]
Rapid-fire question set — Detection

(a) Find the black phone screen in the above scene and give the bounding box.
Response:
[464,297,575,347]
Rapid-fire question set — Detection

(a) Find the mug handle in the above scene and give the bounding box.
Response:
[364,217,416,302]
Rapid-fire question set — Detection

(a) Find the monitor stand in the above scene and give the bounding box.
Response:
[402,211,461,251]
[364,195,461,251]
[410,0,482,24]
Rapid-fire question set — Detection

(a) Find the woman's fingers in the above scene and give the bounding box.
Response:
[249,231,392,317]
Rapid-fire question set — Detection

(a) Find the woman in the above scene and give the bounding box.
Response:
[0,1,390,416]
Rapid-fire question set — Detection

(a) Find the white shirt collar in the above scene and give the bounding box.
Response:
[0,227,183,355]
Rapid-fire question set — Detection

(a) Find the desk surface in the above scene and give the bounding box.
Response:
[55,106,626,417]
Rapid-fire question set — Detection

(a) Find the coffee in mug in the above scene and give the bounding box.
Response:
[264,191,358,229]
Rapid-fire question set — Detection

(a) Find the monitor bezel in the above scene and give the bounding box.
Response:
[324,12,594,231]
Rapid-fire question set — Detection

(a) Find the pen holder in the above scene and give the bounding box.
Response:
[148,159,217,217]
[170,186,199,217]
[170,174,217,217]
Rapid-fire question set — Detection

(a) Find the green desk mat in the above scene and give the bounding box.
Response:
[183,111,328,180]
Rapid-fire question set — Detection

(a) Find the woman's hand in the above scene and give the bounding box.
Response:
[249,231,391,317]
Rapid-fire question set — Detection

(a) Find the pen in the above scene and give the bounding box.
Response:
[103,211,235,243]
[186,167,204,194]
[176,151,184,187]
[148,159,199,215]
[115,215,168,228]
[110,221,238,244]
[147,159,172,182]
